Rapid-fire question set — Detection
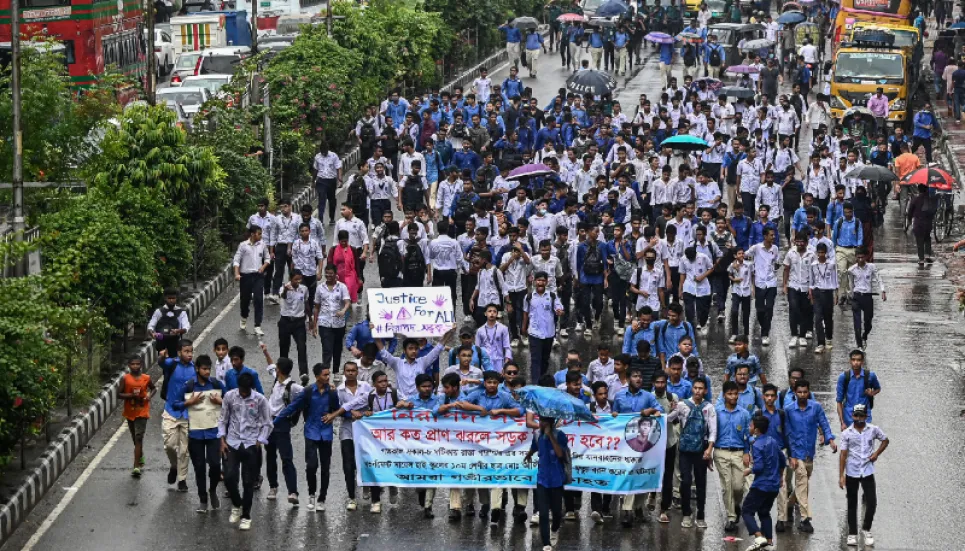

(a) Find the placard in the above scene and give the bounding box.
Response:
[367,287,455,338]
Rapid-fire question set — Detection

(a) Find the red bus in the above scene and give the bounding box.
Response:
[0,0,145,94]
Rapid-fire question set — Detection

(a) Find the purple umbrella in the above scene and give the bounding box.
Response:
[507,163,553,180]
[726,64,760,74]
[644,32,675,44]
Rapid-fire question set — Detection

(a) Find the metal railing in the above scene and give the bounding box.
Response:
[1,227,41,278]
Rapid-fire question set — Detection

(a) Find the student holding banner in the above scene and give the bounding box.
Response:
[612,367,664,528]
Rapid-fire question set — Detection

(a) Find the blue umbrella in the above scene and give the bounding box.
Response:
[777,11,806,25]
[660,135,710,151]
[644,32,675,44]
[596,0,630,18]
[515,386,596,422]
[950,21,965,30]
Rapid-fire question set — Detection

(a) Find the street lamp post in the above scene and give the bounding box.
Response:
[11,0,25,276]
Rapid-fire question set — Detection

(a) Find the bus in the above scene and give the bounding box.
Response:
[832,0,913,46]
[830,40,910,129]
[0,0,146,95]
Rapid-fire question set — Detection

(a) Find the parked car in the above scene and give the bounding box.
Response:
[170,51,203,85]
[155,29,175,76]
[156,86,212,118]
[161,100,194,131]
[194,46,250,76]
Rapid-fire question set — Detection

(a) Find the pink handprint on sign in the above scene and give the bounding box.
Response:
[379,310,394,321]
[432,295,448,308]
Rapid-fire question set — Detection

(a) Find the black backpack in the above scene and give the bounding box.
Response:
[282,380,303,427]
[683,45,696,67]
[557,241,572,277]
[583,242,604,276]
[403,240,426,281]
[378,237,403,279]
[485,267,505,307]
[359,119,378,145]
[454,193,475,222]
[154,306,184,335]
[842,370,875,410]
[347,177,368,213]
[367,388,400,411]
[709,46,722,67]
[382,127,399,157]
[403,175,424,208]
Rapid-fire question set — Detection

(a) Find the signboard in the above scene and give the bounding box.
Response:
[22,7,71,22]
[367,287,455,338]
[355,410,667,495]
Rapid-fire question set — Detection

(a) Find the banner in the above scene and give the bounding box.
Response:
[354,410,666,495]
[366,287,455,338]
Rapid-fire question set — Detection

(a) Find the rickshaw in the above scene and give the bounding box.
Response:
[708,23,765,68]
[795,21,822,53]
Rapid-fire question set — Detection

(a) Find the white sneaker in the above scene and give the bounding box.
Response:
[788,338,797,348]
[543,546,553,551]
[805,331,813,339]
[699,325,709,336]
[798,337,808,347]
[229,507,242,523]
[553,338,561,348]
[346,499,357,511]
[847,535,858,546]
[267,487,277,500]
[550,529,560,546]
[240,318,247,330]
[617,326,625,335]
[511,338,521,347]
[530,512,540,525]
[306,495,316,511]
[575,323,585,333]
[254,326,265,336]
[728,335,737,343]
[864,532,874,546]
[814,345,825,353]
[370,502,382,514]
[761,336,770,346]
[745,536,768,551]
[560,328,569,338]
[681,515,693,528]
[315,500,325,512]
[590,510,603,524]
[826,341,833,350]
[239,518,251,531]
[521,336,529,346]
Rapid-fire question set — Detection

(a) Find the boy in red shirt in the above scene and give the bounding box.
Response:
[118,355,156,477]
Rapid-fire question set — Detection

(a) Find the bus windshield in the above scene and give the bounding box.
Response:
[834,52,904,83]
[840,0,911,15]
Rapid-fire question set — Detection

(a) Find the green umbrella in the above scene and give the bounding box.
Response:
[660,135,709,151]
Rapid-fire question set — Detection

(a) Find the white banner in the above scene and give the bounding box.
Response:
[366,287,455,338]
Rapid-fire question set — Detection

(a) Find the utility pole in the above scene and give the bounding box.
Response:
[147,0,156,105]
[11,0,25,277]
[326,0,332,37]
[251,0,258,54]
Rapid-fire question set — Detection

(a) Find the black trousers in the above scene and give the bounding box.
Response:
[578,283,604,329]
[278,316,308,376]
[319,326,347,373]
[730,294,751,336]
[225,443,260,519]
[266,429,297,495]
[852,292,875,345]
[508,290,526,340]
[679,448,708,519]
[609,274,629,326]
[461,274,477,316]
[563,489,582,512]
[914,231,933,261]
[683,293,711,327]
[813,288,835,345]
[341,439,357,500]
[668,267,681,304]
[529,336,554,384]
[239,272,265,326]
[754,286,777,337]
[788,289,813,338]
[188,438,220,503]
[316,178,338,224]
[536,485,564,547]
[370,199,391,227]
[846,475,877,535]
[302,274,318,317]
[433,269,458,308]
[271,242,292,293]
[660,444,678,512]
[590,492,612,514]
[912,136,933,163]
[710,273,729,313]
[305,438,333,499]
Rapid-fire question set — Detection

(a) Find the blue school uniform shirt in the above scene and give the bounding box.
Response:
[749,220,780,248]
[729,215,752,250]
[622,324,656,355]
[466,389,521,413]
[651,319,697,360]
[659,43,674,64]
[500,25,522,43]
[755,407,789,450]
[553,369,590,387]
[612,388,664,414]
[717,384,763,416]
[666,378,693,400]
[162,358,197,419]
[785,399,835,460]
[835,369,880,425]
[532,429,569,488]
[223,365,265,395]
[725,353,763,386]
[714,405,751,451]
[525,32,544,50]
[750,434,787,492]
[345,320,397,354]
[274,383,340,441]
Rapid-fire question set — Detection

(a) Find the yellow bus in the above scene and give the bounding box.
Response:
[830,41,910,128]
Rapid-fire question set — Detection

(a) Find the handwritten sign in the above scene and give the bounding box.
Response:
[186,391,222,431]
[354,410,666,494]
[367,287,455,338]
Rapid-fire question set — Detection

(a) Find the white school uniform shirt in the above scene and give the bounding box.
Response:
[214,356,231,384]
[506,197,531,224]
[334,217,370,249]
[680,253,713,297]
[313,152,342,179]
[530,255,563,293]
[848,263,885,295]
[428,234,463,272]
[476,266,508,308]
[588,358,615,383]
[809,259,838,290]
[630,264,665,311]
[528,214,558,246]
[728,261,752,297]
[650,177,674,206]
[399,151,425,177]
[522,290,564,339]
[776,109,799,136]
[476,321,512,367]
[670,177,694,205]
[661,238,686,268]
[756,183,784,215]
[807,236,836,263]
[314,281,351,328]
[772,147,799,175]
[694,181,722,209]
[746,243,780,289]
[805,165,830,200]
[666,218,693,246]
[555,211,580,241]
[738,158,764,194]
[498,250,531,293]
[366,175,398,201]
[783,249,814,292]
[336,381,374,441]
[435,179,461,215]
[443,364,485,394]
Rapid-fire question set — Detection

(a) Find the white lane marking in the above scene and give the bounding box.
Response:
[21,292,240,550]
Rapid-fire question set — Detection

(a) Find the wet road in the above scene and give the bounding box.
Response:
[6,48,965,551]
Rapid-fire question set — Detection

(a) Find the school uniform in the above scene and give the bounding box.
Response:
[809,258,838,347]
[746,242,781,339]
[524,290,564,383]
[727,261,753,337]
[783,249,815,341]
[278,283,310,377]
[265,367,304,498]
[848,262,885,348]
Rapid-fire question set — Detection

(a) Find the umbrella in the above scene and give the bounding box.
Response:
[741,38,776,51]
[726,64,760,74]
[507,163,553,180]
[901,167,955,191]
[720,86,756,99]
[845,165,898,182]
[587,18,617,28]
[951,22,965,29]
[515,386,596,422]
[677,31,704,44]
[777,11,807,25]
[842,106,873,119]
[596,0,630,18]
[781,1,803,11]
[566,69,618,95]
[644,32,675,44]
[557,13,585,23]
[661,135,709,151]
[512,16,540,29]
[691,77,724,91]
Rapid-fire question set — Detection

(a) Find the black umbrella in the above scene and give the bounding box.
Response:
[720,86,756,99]
[845,165,897,182]
[512,16,540,29]
[566,69,618,95]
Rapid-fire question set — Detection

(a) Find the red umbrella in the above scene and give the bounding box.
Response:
[557,13,585,23]
[900,167,955,191]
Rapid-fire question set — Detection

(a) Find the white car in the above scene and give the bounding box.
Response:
[182,74,232,95]
[156,86,211,118]
[169,51,202,85]
[154,29,175,76]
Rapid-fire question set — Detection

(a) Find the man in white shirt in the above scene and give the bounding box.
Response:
[847,247,886,350]
[334,204,371,287]
[233,226,271,335]
[746,227,780,345]
[679,247,715,333]
[366,163,398,226]
[311,143,343,225]
[782,234,814,348]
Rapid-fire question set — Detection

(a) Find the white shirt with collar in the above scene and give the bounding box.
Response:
[313,152,342,179]
[783,248,815,292]
[746,243,780,288]
[334,216,370,249]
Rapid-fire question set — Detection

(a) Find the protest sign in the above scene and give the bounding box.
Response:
[367,287,455,338]
[354,410,666,495]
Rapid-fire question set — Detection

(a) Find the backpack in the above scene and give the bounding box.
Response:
[655,320,695,354]
[842,370,875,410]
[154,306,184,335]
[359,119,378,145]
[709,46,722,67]
[378,236,403,279]
[382,127,399,156]
[403,240,426,282]
[612,242,635,281]
[678,400,708,452]
[367,388,400,411]
[582,242,604,276]
[526,290,559,324]
[454,193,475,222]
[403,175,424,208]
[347,177,368,214]
[282,380,303,427]
[683,45,696,67]
[557,241,573,277]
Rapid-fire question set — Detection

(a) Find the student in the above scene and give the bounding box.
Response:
[848,247,886,350]
[756,384,789,452]
[290,222,325,329]
[785,378,837,534]
[148,288,190,357]
[623,307,657,356]
[809,241,838,353]
[724,335,766,386]
[523,271,564,383]
[443,345,485,394]
[270,197,299,301]
[118,355,156,477]
[265,354,303,505]
[434,372,486,520]
[668,376,715,529]
[274,363,341,513]
[476,304,512,371]
[746,227,780,345]
[839,404,888,547]
[218,372,272,531]
[612,366,664,527]
[470,250,509,327]
[223,346,265,395]
[173,355,223,513]
[397,373,444,518]
[783,233,814,348]
[664,356,693,400]
[652,371,679,524]
[683,356,712,402]
[233,224,271,336]
[278,270,310,381]
[741,416,787,551]
[587,344,614,383]
[835,349,881,431]
[524,415,569,551]
[725,245,752,341]
[679,246,714,332]
[447,327,494,372]
[247,198,277,296]
[652,303,696,368]
[429,218,462,300]
[212,338,231,384]
[159,340,196,492]
[606,354,632,400]
[553,358,590,388]
[467,371,523,524]
[329,361,372,512]
[630,249,667,318]
[401,222,431,287]
[376,326,456,399]
[575,224,609,335]
[713,380,751,533]
[499,229,532,346]
[312,265,352,378]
